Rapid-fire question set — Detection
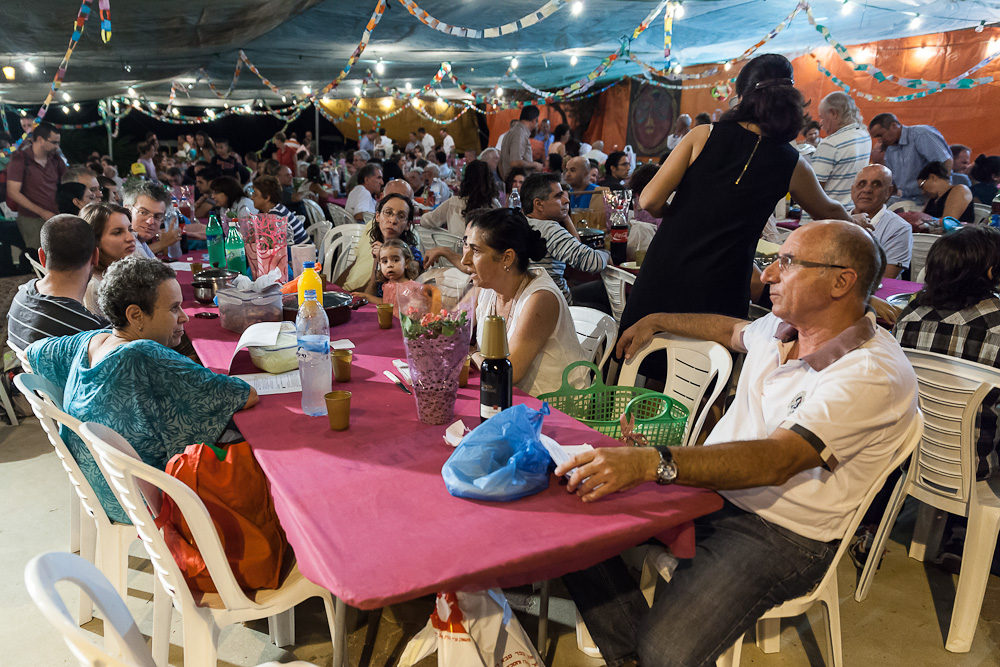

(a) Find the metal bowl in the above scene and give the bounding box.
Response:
[579,227,606,249]
[193,268,239,293]
[191,280,217,304]
[282,291,354,327]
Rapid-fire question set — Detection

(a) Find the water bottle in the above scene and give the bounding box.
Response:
[508,187,521,210]
[206,214,226,268]
[296,290,332,416]
[165,202,182,260]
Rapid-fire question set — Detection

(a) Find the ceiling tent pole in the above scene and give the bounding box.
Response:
[105,97,114,160]
[314,101,320,158]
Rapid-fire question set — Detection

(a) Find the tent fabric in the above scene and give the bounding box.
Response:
[3,1,1000,106]
[319,99,482,155]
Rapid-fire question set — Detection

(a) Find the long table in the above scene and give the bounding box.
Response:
[179,270,723,615]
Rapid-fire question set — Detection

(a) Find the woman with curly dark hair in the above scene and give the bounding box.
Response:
[419,159,500,237]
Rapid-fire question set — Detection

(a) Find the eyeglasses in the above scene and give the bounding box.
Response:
[775,254,848,271]
[134,207,166,223]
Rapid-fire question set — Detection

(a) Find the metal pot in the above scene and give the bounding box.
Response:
[191,281,217,304]
[193,268,239,293]
[282,291,353,327]
[579,227,606,249]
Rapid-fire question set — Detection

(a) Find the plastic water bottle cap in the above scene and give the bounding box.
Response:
[303,261,315,269]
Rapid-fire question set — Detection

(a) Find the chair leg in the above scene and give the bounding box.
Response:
[70,488,81,553]
[715,635,744,667]
[77,513,98,625]
[0,377,18,426]
[575,609,602,658]
[151,576,172,667]
[537,579,549,655]
[909,502,947,562]
[268,608,296,648]
[945,501,1000,652]
[755,617,780,654]
[856,474,908,602]
[181,612,220,667]
[822,577,843,667]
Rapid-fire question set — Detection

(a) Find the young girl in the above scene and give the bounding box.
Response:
[351,239,421,310]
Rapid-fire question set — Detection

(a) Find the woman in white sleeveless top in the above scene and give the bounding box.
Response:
[466,208,585,396]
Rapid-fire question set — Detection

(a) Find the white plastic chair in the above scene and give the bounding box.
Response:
[416,267,472,309]
[601,266,634,323]
[712,414,925,667]
[413,227,433,257]
[855,350,1000,653]
[28,253,47,278]
[889,200,922,214]
[81,422,347,667]
[25,552,157,667]
[302,198,326,229]
[569,306,617,371]
[326,202,355,227]
[320,223,366,285]
[8,339,30,372]
[430,230,463,255]
[909,233,938,281]
[25,552,321,667]
[617,332,734,448]
[973,203,991,225]
[14,374,162,643]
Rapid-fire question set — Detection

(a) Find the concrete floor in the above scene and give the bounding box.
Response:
[2,418,998,667]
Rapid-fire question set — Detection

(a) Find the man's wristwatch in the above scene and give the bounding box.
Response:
[653,446,678,485]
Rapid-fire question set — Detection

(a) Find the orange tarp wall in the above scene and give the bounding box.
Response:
[680,26,1000,156]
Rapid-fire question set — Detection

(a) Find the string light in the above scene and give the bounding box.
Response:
[61,92,71,102]
[205,108,215,117]
[841,1,853,16]
[302,85,311,94]
[510,57,519,70]
[354,86,362,97]
[171,108,179,116]
[23,61,36,74]
[910,14,922,29]
[404,82,412,91]
[2,66,14,80]
[376,59,385,75]
[281,95,287,103]
[570,55,578,66]
[571,1,583,16]
[149,102,157,110]
[223,102,229,109]
[724,61,732,71]
[673,2,684,19]
[72,103,81,111]
[127,86,136,96]
[62,105,70,113]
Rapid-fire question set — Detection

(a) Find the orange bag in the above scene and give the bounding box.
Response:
[155,441,289,594]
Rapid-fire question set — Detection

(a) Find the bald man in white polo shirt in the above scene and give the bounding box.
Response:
[556,221,919,667]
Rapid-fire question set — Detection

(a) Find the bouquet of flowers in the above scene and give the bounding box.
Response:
[398,283,474,425]
[241,214,288,282]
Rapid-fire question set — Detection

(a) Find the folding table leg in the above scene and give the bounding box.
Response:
[333,597,348,667]
[537,580,550,655]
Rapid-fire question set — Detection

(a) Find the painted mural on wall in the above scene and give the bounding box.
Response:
[625,82,680,158]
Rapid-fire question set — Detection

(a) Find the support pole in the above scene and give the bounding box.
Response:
[314,102,320,158]
[105,97,114,160]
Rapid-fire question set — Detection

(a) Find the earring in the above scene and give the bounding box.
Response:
[504,264,510,272]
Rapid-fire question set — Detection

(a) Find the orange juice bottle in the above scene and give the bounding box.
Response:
[297,262,323,306]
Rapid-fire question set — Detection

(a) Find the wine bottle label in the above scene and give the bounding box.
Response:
[481,404,502,420]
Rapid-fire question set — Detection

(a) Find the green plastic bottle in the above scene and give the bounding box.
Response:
[206,214,226,269]
[224,222,247,275]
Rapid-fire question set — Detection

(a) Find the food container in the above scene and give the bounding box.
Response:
[579,227,606,250]
[248,322,298,374]
[191,280,217,304]
[193,268,240,293]
[282,291,353,327]
[217,285,283,333]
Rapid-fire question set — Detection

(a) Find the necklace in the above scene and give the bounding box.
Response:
[734,134,762,186]
[491,274,530,322]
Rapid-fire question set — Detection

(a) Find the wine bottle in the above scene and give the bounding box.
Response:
[479,315,513,422]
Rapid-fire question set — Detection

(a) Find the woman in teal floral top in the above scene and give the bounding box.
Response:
[26,256,258,523]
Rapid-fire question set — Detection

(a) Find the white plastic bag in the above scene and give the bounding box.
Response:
[627,220,657,261]
[398,589,545,667]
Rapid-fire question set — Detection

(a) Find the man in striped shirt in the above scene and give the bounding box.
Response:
[810,92,871,211]
[7,215,107,349]
[869,113,952,204]
[520,173,608,304]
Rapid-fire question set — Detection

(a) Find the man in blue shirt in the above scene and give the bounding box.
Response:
[869,113,951,204]
[564,156,596,209]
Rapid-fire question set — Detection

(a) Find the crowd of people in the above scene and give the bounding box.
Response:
[5,49,1000,666]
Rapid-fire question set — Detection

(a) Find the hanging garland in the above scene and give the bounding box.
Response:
[395,0,570,39]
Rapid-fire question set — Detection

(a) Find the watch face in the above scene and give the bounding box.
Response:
[657,455,677,485]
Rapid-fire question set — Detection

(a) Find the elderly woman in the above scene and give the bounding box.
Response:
[79,202,136,318]
[466,208,585,396]
[25,256,257,524]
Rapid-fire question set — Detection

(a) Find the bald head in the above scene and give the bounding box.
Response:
[797,220,885,298]
[383,178,413,199]
[851,164,894,217]
[564,156,591,190]
[592,140,604,152]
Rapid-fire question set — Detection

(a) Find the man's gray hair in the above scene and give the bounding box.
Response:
[478,147,499,160]
[62,166,97,185]
[121,179,171,208]
[99,255,176,330]
[355,149,371,161]
[820,91,863,127]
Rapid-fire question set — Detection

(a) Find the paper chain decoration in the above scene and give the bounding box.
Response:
[395,0,569,38]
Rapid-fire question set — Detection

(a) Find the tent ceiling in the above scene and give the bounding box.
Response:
[1,0,999,106]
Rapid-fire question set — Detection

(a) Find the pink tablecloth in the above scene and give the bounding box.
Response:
[179,276,722,610]
[330,196,348,208]
[875,277,922,302]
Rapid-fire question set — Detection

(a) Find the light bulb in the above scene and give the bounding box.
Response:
[841,1,852,15]
[2,66,14,80]
[724,61,732,71]
[673,2,684,19]
[510,58,519,70]
[205,108,214,116]
[910,15,922,28]
[405,82,412,91]
[496,87,504,96]
[282,95,287,103]
[302,85,311,94]
[243,104,252,112]
[23,61,36,73]
[127,86,136,96]
[223,102,229,109]
[62,105,70,114]
[570,55,578,66]
[354,86,362,97]
[61,92,71,102]
[149,102,157,110]
[172,108,179,116]
[376,60,385,75]
[674,63,683,74]
[73,103,81,111]
[571,1,583,15]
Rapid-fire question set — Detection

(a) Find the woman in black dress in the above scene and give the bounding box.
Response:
[919,161,976,223]
[618,54,853,348]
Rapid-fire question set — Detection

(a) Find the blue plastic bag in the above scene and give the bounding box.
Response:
[442,403,554,501]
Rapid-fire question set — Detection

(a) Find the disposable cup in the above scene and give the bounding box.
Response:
[458,355,471,388]
[332,349,353,382]
[324,391,351,431]
[635,249,647,267]
[377,303,393,329]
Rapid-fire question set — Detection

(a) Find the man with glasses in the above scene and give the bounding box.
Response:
[7,122,66,251]
[598,151,630,191]
[556,220,919,667]
[122,179,178,259]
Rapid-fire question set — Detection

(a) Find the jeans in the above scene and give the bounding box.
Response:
[563,500,837,667]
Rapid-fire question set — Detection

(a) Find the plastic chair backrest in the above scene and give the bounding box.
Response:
[81,422,255,614]
[910,233,938,280]
[617,333,733,447]
[973,203,991,225]
[601,266,635,323]
[25,552,155,667]
[302,199,325,228]
[903,349,1000,514]
[361,211,375,225]
[326,203,355,227]
[28,253,47,279]
[430,230,464,255]
[569,306,618,370]
[320,223,366,284]
[8,339,32,372]
[889,200,922,213]
[413,227,433,256]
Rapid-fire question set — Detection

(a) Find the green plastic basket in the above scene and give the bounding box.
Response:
[538,361,689,447]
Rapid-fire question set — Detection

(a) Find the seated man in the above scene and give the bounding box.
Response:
[7,214,107,349]
[849,164,912,279]
[276,164,309,219]
[598,151,629,191]
[346,163,383,221]
[950,144,972,187]
[422,164,451,204]
[557,220,918,667]
[123,179,180,258]
[564,156,597,209]
[521,173,608,303]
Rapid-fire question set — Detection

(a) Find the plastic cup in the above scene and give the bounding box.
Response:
[324,391,352,431]
[332,349,353,382]
[635,249,646,267]
[377,303,393,329]
[458,355,471,388]
[190,261,204,274]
